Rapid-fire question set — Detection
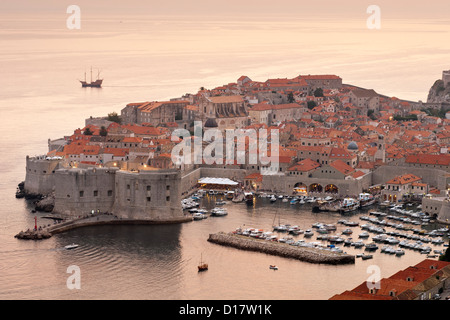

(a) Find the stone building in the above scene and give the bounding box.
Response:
[197,94,249,130]
[349,88,380,115]
[121,100,192,127]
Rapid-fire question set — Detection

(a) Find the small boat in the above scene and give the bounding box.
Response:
[244,192,254,205]
[342,228,353,235]
[193,212,207,220]
[198,254,208,272]
[361,254,373,260]
[365,243,378,251]
[215,201,226,205]
[269,265,278,270]
[304,229,314,237]
[270,196,277,202]
[359,193,376,208]
[65,244,79,250]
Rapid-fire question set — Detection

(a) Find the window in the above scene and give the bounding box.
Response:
[93,190,98,197]
[147,185,151,191]
[166,196,170,201]
[79,191,84,197]
[107,190,113,196]
[147,197,151,202]
[166,185,170,190]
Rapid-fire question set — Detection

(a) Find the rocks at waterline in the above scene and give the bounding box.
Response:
[14,229,52,240]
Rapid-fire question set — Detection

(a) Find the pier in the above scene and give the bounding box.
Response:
[15,213,193,240]
[208,232,355,265]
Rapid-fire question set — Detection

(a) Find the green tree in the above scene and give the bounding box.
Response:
[439,240,450,262]
[84,127,93,135]
[307,101,317,110]
[287,92,295,103]
[107,112,122,124]
[99,126,108,137]
[313,88,324,97]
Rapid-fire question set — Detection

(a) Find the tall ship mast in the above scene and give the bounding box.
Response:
[80,67,103,88]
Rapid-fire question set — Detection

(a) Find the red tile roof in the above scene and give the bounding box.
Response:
[386,173,422,185]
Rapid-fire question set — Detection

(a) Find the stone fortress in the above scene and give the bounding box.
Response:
[24,149,450,225]
[24,156,187,223]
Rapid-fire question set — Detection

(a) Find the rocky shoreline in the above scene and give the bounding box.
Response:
[208,232,355,265]
[14,229,52,240]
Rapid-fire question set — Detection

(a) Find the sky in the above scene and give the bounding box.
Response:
[2,0,450,20]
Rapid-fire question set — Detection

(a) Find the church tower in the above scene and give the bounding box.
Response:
[374,135,386,163]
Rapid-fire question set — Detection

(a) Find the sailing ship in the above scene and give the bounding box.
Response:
[80,67,103,87]
[198,254,208,272]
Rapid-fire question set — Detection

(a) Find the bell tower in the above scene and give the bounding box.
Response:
[443,70,450,87]
[374,135,386,163]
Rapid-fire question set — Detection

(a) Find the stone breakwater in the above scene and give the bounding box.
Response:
[15,214,193,240]
[207,232,355,265]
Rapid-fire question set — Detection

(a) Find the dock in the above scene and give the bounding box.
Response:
[15,213,193,240]
[208,232,355,265]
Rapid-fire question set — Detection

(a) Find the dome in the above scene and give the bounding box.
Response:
[204,118,218,128]
[347,141,358,150]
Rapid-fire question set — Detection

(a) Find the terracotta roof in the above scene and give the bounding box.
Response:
[288,158,320,172]
[208,95,244,104]
[405,154,450,166]
[329,160,354,175]
[386,173,422,185]
[244,173,263,182]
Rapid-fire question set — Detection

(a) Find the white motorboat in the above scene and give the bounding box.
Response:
[65,244,79,250]
[193,212,207,220]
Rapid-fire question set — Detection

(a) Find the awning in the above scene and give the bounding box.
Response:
[198,177,239,186]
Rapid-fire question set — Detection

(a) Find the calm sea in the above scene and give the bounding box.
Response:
[0,14,449,300]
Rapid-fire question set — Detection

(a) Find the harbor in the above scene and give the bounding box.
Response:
[182,189,449,265]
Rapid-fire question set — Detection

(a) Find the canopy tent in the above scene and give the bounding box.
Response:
[198,177,239,186]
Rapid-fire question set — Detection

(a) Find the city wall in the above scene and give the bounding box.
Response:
[372,165,448,191]
[53,167,117,216]
[113,170,183,221]
[24,156,63,196]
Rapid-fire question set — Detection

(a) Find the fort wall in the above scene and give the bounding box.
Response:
[24,156,63,195]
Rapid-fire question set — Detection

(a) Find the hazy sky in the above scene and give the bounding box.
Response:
[2,0,450,20]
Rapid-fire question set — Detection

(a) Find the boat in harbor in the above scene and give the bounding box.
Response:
[244,192,255,205]
[339,198,360,213]
[359,193,376,208]
[79,67,103,87]
[269,265,278,270]
[193,212,208,220]
[211,208,228,216]
[198,254,208,272]
[65,243,79,250]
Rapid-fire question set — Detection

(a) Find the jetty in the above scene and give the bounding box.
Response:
[207,232,355,265]
[15,213,193,240]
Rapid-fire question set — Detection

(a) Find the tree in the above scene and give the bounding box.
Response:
[287,92,295,103]
[107,112,122,124]
[84,127,93,135]
[439,240,450,262]
[307,101,317,110]
[313,88,324,97]
[99,126,108,137]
